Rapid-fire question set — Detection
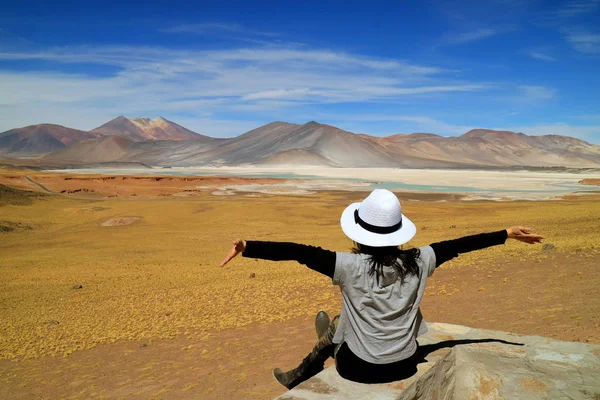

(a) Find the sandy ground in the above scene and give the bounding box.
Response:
[101,217,141,227]
[1,252,598,400]
[1,168,599,399]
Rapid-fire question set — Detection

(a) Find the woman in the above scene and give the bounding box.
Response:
[219,189,544,389]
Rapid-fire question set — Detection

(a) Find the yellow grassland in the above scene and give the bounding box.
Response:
[1,186,599,360]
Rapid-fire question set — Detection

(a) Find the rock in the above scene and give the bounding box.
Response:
[449,225,456,229]
[249,272,256,279]
[60,188,94,194]
[71,284,83,289]
[275,322,600,400]
[542,243,556,251]
[139,343,148,348]
[101,217,141,227]
[44,320,60,326]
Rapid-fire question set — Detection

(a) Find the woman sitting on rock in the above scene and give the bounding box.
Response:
[219,189,544,389]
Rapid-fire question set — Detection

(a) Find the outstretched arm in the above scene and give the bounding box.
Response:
[430,226,544,267]
[219,239,336,278]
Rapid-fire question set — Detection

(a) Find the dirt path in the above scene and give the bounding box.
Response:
[24,175,54,193]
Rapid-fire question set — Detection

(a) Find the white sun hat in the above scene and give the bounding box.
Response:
[340,189,416,247]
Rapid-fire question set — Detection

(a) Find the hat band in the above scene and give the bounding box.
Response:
[354,209,402,234]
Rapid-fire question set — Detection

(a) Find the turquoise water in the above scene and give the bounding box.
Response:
[373,180,593,194]
[212,171,597,194]
[51,168,598,195]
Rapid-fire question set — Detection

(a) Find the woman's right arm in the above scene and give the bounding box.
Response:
[219,239,336,278]
[430,226,544,267]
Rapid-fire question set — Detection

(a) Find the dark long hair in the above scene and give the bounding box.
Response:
[352,243,420,285]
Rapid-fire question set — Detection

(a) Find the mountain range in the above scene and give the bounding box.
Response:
[1,116,599,168]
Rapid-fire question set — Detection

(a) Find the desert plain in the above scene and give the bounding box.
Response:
[1,167,599,399]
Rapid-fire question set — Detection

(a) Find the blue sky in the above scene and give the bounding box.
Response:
[1,0,599,143]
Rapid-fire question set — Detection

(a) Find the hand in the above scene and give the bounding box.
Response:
[219,239,246,267]
[506,226,544,244]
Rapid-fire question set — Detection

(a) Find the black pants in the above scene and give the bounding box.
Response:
[313,314,421,384]
[335,342,421,384]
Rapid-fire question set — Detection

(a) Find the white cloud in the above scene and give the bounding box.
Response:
[1,44,582,141]
[554,0,599,18]
[527,51,557,62]
[519,85,557,101]
[0,44,486,133]
[493,85,557,107]
[563,29,600,54]
[160,22,279,40]
[242,88,313,101]
[444,29,498,45]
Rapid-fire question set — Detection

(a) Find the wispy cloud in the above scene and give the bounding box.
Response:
[518,85,557,101]
[527,51,557,62]
[563,28,600,53]
[161,22,278,38]
[494,85,557,108]
[554,0,599,18]
[444,28,498,45]
[0,44,485,134]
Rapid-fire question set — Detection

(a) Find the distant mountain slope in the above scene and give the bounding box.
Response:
[43,136,135,164]
[129,117,205,141]
[0,116,215,158]
[260,149,338,166]
[91,116,208,141]
[167,121,403,167]
[0,124,101,156]
[90,116,145,141]
[4,119,600,168]
[41,134,227,166]
[376,129,600,167]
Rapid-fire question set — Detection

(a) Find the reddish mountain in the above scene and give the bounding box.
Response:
[129,117,202,141]
[0,124,101,156]
[91,116,207,141]
[260,149,338,166]
[43,136,134,164]
[375,128,600,168]
[91,116,144,141]
[165,121,401,167]
[3,120,600,168]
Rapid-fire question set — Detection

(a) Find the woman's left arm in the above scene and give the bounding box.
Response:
[430,226,544,268]
[219,239,336,278]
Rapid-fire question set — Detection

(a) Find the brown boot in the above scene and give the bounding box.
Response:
[273,315,339,389]
[272,352,325,389]
[315,311,330,339]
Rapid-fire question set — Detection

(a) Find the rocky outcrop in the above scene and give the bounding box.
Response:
[275,323,600,400]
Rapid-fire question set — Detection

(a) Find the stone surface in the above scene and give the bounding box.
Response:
[274,323,600,399]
